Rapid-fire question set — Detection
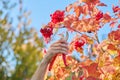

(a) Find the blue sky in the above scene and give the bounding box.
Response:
[22,0,118,41]
[25,0,76,30]
[24,0,119,60]
[24,0,118,31]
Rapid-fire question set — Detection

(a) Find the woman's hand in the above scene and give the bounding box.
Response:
[45,39,68,63]
[31,39,68,80]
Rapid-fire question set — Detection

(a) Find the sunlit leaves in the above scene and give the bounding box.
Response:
[112,71,120,80]
[0,19,7,25]
[108,29,120,44]
[110,21,117,28]
[103,12,111,23]
[81,0,100,4]
[65,4,73,12]
[83,63,101,78]
[95,11,103,21]
[117,24,120,28]
[112,5,120,13]
[97,3,107,7]
[74,6,82,17]
[40,0,120,79]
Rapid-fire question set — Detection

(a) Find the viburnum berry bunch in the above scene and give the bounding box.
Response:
[40,0,120,80]
[50,10,65,24]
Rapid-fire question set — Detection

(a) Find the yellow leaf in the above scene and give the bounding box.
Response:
[108,50,118,56]
[0,19,7,25]
[74,6,82,17]
[77,47,83,53]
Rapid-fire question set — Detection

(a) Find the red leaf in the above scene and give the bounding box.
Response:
[108,29,120,43]
[95,11,103,20]
[62,54,67,66]
[107,44,116,50]
[110,22,117,28]
[80,76,85,80]
[118,24,120,28]
[112,5,120,13]
[82,0,100,5]
[97,3,107,6]
[74,39,85,51]
[48,55,57,71]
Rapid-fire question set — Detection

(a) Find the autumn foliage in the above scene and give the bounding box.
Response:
[40,0,120,80]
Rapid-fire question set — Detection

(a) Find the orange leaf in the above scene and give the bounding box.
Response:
[83,63,101,78]
[101,65,116,74]
[103,12,111,22]
[64,15,78,31]
[66,4,73,12]
[82,5,88,15]
[114,54,120,64]
[56,67,65,78]
[74,6,82,17]
[81,34,93,44]
[80,59,93,67]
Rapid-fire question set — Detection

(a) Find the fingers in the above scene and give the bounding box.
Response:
[50,46,68,54]
[50,39,68,49]
[48,45,68,54]
[47,39,68,56]
[51,43,68,49]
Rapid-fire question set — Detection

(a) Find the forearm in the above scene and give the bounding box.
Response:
[31,39,68,80]
[31,54,52,80]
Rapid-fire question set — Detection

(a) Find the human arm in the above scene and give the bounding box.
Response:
[31,39,68,80]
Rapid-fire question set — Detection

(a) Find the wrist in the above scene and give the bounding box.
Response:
[43,53,53,64]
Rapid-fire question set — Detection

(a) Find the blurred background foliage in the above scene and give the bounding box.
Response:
[0,0,44,80]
